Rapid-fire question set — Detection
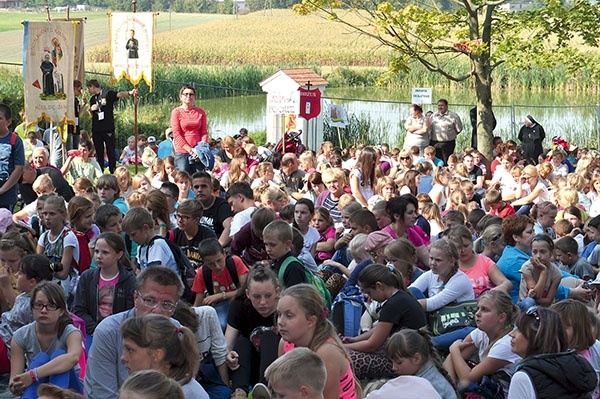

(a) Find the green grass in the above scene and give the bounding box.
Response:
[0,11,228,63]
[0,10,107,33]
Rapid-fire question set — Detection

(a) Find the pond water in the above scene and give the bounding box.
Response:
[201,87,600,149]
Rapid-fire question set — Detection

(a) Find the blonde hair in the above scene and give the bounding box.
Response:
[523,165,539,178]
[567,173,585,191]
[348,233,369,262]
[115,166,132,188]
[260,187,287,205]
[338,193,355,210]
[126,191,147,208]
[299,151,317,171]
[265,348,326,395]
[538,162,554,180]
[132,173,151,191]
[32,174,54,193]
[556,187,579,208]
[421,203,443,229]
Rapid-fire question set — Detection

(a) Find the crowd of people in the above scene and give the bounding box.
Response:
[1,89,600,399]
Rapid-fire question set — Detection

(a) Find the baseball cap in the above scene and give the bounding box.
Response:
[148,136,156,143]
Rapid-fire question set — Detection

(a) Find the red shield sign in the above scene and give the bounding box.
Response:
[298,87,321,121]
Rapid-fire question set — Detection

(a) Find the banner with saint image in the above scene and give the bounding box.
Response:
[23,20,76,127]
[110,12,154,90]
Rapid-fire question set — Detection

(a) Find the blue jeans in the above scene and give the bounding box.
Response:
[518,297,537,313]
[431,327,475,351]
[175,152,205,174]
[214,300,230,332]
[22,349,82,399]
[516,203,533,215]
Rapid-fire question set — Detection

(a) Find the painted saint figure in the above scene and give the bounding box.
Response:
[40,53,55,96]
[126,29,139,59]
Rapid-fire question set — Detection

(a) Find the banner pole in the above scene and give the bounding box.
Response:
[132,0,139,175]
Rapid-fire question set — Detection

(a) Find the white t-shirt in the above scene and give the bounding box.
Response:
[295,225,319,272]
[470,329,521,395]
[39,227,80,266]
[507,370,536,399]
[229,206,257,238]
[409,269,474,311]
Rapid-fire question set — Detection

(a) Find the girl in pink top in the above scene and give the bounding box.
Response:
[278,284,357,399]
[313,207,336,264]
[170,84,208,174]
[446,225,512,299]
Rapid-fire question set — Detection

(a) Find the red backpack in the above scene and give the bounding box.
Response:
[72,230,92,273]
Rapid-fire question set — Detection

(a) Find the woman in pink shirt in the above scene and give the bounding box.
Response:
[170,84,208,174]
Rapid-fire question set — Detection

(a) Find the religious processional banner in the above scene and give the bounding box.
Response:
[110,12,154,90]
[23,20,76,130]
[73,20,85,84]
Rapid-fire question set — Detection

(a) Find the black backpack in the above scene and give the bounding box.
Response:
[201,255,241,295]
[148,236,195,303]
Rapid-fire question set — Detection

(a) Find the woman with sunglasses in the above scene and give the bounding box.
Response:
[394,149,416,183]
[171,84,208,174]
[507,306,596,399]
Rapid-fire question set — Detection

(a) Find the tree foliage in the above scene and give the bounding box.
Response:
[294,0,600,157]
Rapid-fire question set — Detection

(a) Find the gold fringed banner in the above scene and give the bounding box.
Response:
[23,20,75,132]
[110,12,154,91]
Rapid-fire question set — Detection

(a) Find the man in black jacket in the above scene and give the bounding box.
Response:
[19,161,74,205]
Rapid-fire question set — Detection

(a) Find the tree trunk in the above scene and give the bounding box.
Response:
[473,57,494,160]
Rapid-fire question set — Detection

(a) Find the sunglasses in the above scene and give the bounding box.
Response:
[525,306,540,323]
[400,157,411,161]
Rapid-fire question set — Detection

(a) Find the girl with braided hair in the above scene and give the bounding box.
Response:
[408,239,475,350]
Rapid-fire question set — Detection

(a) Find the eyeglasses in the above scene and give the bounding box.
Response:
[175,214,191,221]
[136,291,178,313]
[525,306,540,323]
[182,92,195,97]
[32,302,58,311]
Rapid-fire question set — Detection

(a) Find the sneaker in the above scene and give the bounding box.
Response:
[250,383,271,399]
[231,388,248,399]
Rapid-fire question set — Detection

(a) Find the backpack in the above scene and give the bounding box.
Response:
[278,256,332,310]
[148,235,196,303]
[72,230,91,273]
[43,227,87,272]
[331,285,365,337]
[201,255,241,295]
[0,133,18,188]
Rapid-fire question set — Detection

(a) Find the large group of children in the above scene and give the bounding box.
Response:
[4,100,600,399]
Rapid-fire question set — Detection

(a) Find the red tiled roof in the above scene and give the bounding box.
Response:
[280,68,328,86]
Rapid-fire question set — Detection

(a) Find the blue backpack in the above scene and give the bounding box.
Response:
[332,285,365,337]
